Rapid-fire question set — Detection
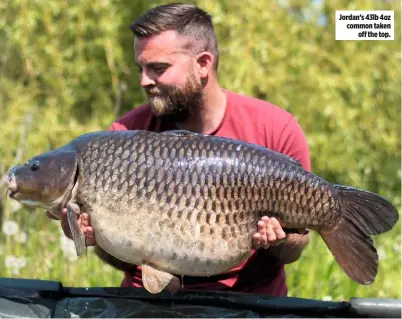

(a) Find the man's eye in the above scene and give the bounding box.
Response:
[153,66,167,74]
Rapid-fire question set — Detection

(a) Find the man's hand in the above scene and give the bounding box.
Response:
[252,216,287,250]
[45,209,96,246]
[252,215,310,264]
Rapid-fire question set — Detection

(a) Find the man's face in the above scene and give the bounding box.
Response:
[134,30,203,122]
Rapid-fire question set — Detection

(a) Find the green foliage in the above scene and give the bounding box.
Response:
[0,0,400,300]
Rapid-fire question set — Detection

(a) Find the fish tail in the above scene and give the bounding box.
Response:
[335,185,399,235]
[319,185,399,285]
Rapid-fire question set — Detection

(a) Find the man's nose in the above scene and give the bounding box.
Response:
[140,71,155,87]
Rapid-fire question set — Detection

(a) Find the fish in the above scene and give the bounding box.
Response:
[4,130,399,294]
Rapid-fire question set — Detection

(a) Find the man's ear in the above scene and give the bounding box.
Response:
[196,52,214,78]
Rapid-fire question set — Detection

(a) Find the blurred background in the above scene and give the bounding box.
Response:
[0,0,400,301]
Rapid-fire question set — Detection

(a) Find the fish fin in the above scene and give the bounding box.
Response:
[335,185,399,235]
[66,203,85,257]
[142,263,180,294]
[319,185,399,284]
[320,218,378,285]
[161,130,197,137]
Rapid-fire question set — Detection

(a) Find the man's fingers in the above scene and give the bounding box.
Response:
[258,220,266,234]
[259,217,270,249]
[79,213,96,246]
[270,218,286,240]
[80,213,90,227]
[48,208,96,246]
[255,216,288,248]
[57,209,97,246]
[253,233,262,249]
[260,216,276,243]
[269,217,287,246]
[84,227,96,246]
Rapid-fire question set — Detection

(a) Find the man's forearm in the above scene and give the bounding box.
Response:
[267,232,310,264]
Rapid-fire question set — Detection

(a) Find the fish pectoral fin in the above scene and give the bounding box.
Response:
[142,263,180,294]
[66,203,86,257]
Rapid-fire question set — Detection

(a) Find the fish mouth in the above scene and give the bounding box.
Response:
[6,188,18,199]
[5,171,18,199]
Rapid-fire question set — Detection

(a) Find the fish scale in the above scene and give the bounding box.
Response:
[85,133,378,260]
[6,130,399,292]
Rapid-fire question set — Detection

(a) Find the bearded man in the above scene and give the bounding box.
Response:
[49,2,311,296]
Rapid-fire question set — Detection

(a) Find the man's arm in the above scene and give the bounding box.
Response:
[94,245,135,272]
[269,232,310,264]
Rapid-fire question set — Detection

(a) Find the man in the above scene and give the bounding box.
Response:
[49,3,311,296]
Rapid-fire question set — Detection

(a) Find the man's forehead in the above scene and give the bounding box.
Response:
[134,30,190,63]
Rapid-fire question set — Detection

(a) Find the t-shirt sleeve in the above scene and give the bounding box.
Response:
[107,122,125,131]
[106,105,151,132]
[277,117,311,172]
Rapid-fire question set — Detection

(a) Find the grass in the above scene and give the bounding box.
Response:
[0,200,400,301]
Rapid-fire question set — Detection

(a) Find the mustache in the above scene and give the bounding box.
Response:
[145,87,163,96]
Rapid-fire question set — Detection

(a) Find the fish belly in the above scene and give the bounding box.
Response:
[88,203,254,276]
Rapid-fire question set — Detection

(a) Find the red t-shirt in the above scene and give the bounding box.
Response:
[108,89,311,296]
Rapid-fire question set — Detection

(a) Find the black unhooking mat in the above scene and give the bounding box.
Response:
[0,277,400,318]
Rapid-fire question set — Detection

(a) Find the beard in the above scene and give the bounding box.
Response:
[145,72,203,123]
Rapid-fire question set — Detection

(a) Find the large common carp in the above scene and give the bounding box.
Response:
[5,130,399,293]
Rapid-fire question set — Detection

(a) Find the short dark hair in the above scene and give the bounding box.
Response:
[130,3,219,71]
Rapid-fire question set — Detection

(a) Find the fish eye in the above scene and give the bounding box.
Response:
[30,161,40,171]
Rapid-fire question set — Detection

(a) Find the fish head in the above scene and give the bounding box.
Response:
[5,149,78,210]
